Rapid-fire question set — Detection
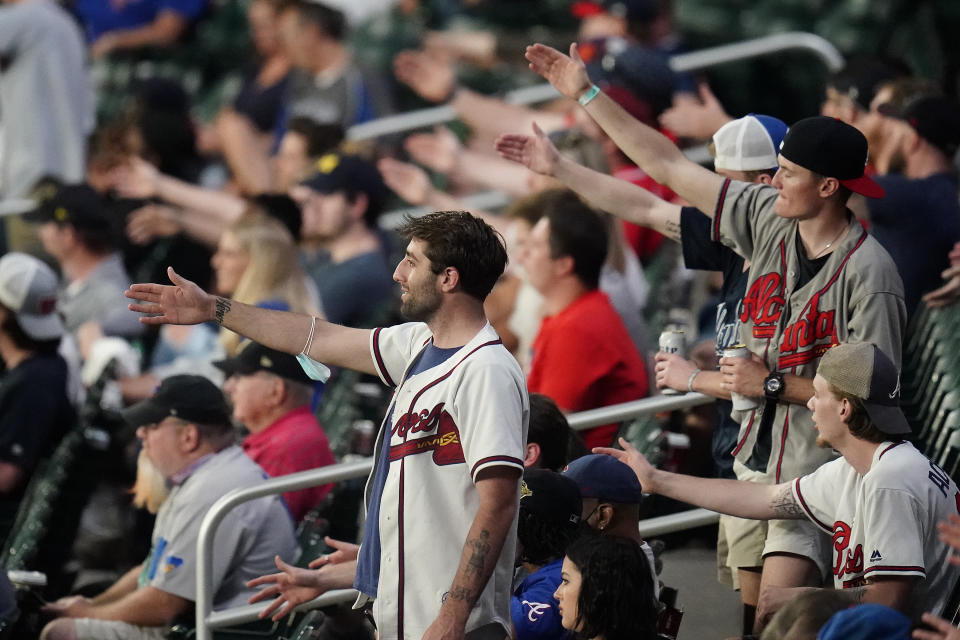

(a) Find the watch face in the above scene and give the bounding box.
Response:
[765,377,782,393]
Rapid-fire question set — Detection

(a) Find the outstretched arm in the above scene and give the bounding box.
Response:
[125,268,376,374]
[595,438,803,521]
[496,122,682,241]
[525,43,725,216]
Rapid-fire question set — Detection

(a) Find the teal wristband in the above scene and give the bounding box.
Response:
[577,84,600,106]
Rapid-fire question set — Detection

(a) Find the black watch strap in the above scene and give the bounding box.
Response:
[764,372,785,402]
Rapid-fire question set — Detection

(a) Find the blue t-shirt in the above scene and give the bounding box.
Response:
[867,172,960,314]
[680,206,747,479]
[511,558,571,640]
[354,342,462,598]
[74,0,207,42]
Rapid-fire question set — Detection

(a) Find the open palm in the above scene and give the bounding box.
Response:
[525,43,592,100]
[495,122,560,176]
[125,267,215,326]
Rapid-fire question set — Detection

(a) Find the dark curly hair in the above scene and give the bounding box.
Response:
[564,535,657,640]
[517,509,583,567]
[396,211,507,302]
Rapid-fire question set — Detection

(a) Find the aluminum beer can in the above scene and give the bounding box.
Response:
[658,330,685,395]
[722,343,760,411]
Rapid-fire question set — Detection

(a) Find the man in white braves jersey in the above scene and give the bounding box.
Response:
[597,342,960,625]
[520,43,906,632]
[125,211,529,640]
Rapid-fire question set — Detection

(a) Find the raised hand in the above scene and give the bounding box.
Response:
[404,127,461,176]
[659,83,732,140]
[126,204,182,245]
[307,537,359,569]
[377,158,434,206]
[113,156,161,200]
[494,122,561,176]
[247,556,325,621]
[593,437,658,493]
[394,50,456,104]
[125,266,216,326]
[923,264,960,309]
[524,43,592,101]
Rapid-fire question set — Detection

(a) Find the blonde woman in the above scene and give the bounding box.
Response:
[214,210,321,355]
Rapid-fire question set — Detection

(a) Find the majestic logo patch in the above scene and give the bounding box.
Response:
[389,403,465,466]
[870,549,883,562]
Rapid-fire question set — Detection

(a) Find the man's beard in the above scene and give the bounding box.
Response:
[400,286,442,322]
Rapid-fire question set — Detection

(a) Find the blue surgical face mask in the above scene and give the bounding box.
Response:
[297,315,330,382]
[296,352,331,382]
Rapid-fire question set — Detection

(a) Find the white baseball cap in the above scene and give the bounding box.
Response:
[712,114,789,172]
[0,253,64,340]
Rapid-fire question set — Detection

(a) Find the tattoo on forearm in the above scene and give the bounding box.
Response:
[770,484,805,519]
[464,530,491,578]
[663,221,681,242]
[215,297,231,325]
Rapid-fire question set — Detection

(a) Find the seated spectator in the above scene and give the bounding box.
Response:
[25,183,144,339]
[525,393,585,472]
[74,0,207,58]
[601,343,960,626]
[512,469,583,640]
[274,118,345,191]
[562,454,659,596]
[554,535,658,640]
[0,253,74,543]
[215,341,336,522]
[40,375,297,640]
[851,94,960,314]
[293,153,393,327]
[523,190,648,449]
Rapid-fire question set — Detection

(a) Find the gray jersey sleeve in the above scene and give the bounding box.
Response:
[710,179,782,262]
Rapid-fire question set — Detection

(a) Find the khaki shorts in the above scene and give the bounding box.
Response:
[74,618,168,640]
[725,460,831,582]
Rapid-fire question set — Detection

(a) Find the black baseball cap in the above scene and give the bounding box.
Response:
[23,183,113,230]
[778,116,885,199]
[122,375,232,427]
[213,340,313,385]
[300,153,388,210]
[879,95,960,159]
[520,469,582,530]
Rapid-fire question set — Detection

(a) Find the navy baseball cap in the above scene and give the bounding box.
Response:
[563,454,644,504]
[300,153,388,210]
[817,343,911,435]
[122,375,232,427]
[23,183,113,231]
[213,340,313,385]
[778,116,885,199]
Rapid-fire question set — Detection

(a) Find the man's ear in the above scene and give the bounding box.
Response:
[757,173,774,185]
[348,192,370,222]
[438,266,461,293]
[523,442,541,468]
[818,176,841,199]
[553,254,575,279]
[180,423,201,452]
[596,503,614,530]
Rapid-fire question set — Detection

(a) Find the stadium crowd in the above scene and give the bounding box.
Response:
[1,0,960,638]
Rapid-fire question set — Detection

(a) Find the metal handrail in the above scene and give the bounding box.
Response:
[346,32,843,142]
[195,391,715,640]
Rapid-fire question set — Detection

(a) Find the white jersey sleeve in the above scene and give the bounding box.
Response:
[451,352,527,481]
[370,323,433,387]
[709,179,781,262]
[793,459,847,534]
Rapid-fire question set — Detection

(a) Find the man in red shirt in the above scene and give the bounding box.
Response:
[524,190,649,449]
[215,341,336,521]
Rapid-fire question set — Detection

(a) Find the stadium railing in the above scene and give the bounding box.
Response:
[194,392,715,640]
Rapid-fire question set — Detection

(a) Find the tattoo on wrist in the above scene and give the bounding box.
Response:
[214,297,231,325]
[770,484,804,519]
